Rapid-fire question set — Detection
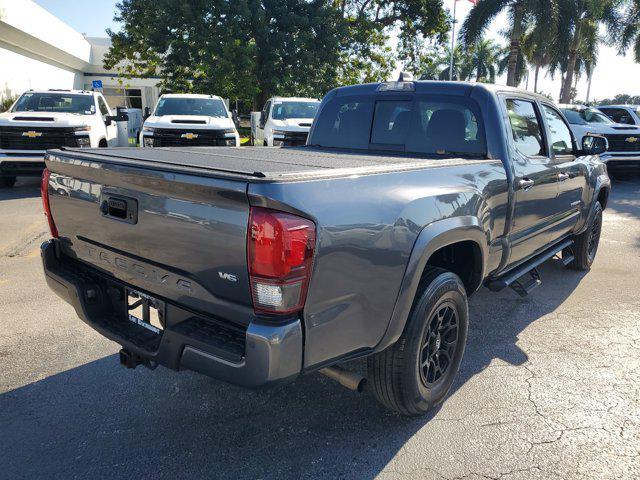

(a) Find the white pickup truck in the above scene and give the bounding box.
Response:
[560,104,640,173]
[250,97,320,146]
[140,94,239,148]
[0,89,127,188]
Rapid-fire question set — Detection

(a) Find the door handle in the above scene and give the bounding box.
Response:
[558,172,570,181]
[518,178,535,190]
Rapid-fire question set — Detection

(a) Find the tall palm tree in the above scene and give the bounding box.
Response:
[459,0,555,87]
[522,26,553,92]
[619,0,640,62]
[470,39,502,82]
[556,0,621,103]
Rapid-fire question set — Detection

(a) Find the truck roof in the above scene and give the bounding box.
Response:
[270,97,320,103]
[160,93,223,100]
[50,146,495,183]
[22,89,95,96]
[329,80,553,104]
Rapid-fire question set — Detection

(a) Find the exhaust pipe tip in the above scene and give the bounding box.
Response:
[319,366,367,392]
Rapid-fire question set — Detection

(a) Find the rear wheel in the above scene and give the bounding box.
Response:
[0,176,16,188]
[565,201,603,271]
[99,139,108,148]
[367,267,469,415]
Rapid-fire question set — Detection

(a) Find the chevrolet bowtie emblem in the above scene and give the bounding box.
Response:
[181,132,198,140]
[625,136,638,143]
[22,131,43,138]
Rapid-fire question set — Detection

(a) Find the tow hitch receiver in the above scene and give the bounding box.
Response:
[119,349,157,370]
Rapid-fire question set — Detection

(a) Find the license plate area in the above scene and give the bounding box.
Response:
[126,289,165,335]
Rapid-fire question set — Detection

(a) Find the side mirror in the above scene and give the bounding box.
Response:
[582,134,608,155]
[143,107,151,120]
[104,116,113,126]
[259,111,266,128]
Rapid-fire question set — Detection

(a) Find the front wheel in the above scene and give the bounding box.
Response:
[367,267,469,415]
[565,201,603,271]
[0,176,16,188]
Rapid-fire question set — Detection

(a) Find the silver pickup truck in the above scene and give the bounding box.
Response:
[40,79,610,415]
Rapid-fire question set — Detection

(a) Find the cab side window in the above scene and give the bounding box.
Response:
[506,99,545,157]
[97,97,110,117]
[541,104,574,156]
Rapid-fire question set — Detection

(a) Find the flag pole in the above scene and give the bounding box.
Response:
[449,0,457,81]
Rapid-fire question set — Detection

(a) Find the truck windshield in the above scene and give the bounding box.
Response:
[309,95,486,157]
[155,97,227,117]
[562,108,612,125]
[11,92,95,114]
[271,101,319,120]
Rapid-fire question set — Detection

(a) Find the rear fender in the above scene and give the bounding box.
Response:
[373,216,487,353]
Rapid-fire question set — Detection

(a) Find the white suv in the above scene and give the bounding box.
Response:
[0,89,124,188]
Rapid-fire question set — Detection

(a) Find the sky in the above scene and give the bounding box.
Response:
[33,0,640,103]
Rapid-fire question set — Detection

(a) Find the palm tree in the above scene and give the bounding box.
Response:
[619,0,640,62]
[470,39,502,82]
[556,0,621,103]
[460,0,555,87]
[497,45,528,86]
[522,26,553,92]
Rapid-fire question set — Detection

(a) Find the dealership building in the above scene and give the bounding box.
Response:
[0,0,160,111]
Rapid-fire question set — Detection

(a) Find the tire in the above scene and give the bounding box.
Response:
[367,267,469,416]
[565,201,603,271]
[0,176,16,188]
[99,139,108,148]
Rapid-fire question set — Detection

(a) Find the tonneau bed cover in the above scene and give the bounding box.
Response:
[47,146,489,182]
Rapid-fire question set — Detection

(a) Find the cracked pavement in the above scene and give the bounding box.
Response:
[1,176,639,479]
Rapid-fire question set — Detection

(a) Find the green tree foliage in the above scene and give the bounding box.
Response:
[553,0,621,103]
[105,0,449,109]
[595,93,640,105]
[618,0,640,62]
[0,96,17,112]
[415,39,502,83]
[459,0,555,87]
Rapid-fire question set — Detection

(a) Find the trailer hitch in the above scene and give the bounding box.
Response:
[119,349,157,370]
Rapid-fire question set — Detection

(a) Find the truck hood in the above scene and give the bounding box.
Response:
[0,111,91,128]
[271,118,314,131]
[144,115,235,130]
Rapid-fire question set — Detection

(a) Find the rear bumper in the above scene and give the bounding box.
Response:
[0,152,46,176]
[41,240,302,387]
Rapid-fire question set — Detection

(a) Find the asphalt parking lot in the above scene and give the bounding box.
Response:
[1,175,639,480]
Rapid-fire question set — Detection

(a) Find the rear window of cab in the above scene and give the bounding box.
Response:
[308,94,487,157]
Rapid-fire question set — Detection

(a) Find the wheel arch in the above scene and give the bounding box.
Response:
[373,216,488,353]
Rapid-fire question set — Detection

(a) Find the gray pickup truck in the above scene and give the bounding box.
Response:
[40,79,610,415]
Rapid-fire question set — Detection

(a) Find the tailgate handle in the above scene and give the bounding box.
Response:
[100,195,138,224]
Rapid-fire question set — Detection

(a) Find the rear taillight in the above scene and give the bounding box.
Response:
[41,168,58,238]
[248,207,316,315]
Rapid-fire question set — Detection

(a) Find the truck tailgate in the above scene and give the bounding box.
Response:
[45,150,253,326]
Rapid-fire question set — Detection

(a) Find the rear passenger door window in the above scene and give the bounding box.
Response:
[541,104,574,158]
[505,99,546,157]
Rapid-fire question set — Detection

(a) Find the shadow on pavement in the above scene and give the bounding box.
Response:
[0,256,586,479]
[607,173,640,219]
[0,177,41,201]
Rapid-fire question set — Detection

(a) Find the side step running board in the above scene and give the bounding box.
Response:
[486,238,573,296]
